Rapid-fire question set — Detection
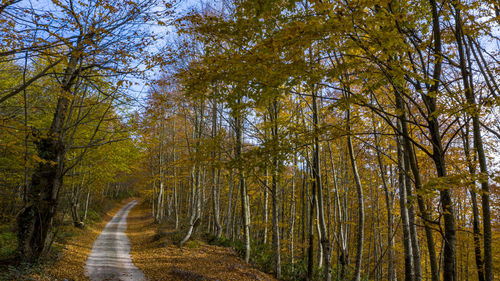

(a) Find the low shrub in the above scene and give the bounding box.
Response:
[185,240,201,249]
[85,209,101,223]
[251,243,273,273]
[0,262,47,280]
[0,231,17,259]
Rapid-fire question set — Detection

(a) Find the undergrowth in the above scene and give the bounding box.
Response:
[209,236,326,280]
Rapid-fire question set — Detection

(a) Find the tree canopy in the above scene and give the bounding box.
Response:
[1,1,499,281]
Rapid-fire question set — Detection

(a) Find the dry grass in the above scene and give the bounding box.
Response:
[127,202,277,281]
[33,199,134,281]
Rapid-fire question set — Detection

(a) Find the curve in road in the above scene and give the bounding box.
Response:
[84,200,144,281]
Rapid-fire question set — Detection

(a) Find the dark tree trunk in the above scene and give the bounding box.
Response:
[453,7,493,280]
[397,132,414,281]
[461,123,485,281]
[17,51,80,262]
[428,1,457,279]
[395,89,439,281]
[269,99,282,278]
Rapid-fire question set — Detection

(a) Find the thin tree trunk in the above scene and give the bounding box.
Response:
[172,118,179,230]
[263,167,269,244]
[22,49,30,204]
[311,91,331,281]
[454,8,493,280]
[156,117,165,222]
[180,165,200,247]
[373,128,395,281]
[395,90,439,281]
[83,192,90,222]
[328,141,348,280]
[289,152,297,264]
[235,101,250,263]
[404,151,422,281]
[306,158,315,281]
[231,174,239,241]
[271,168,281,277]
[180,102,204,246]
[226,170,234,238]
[460,123,485,281]
[270,100,281,278]
[211,100,222,239]
[398,132,414,281]
[347,106,364,281]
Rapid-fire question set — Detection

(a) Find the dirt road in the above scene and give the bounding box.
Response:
[84,200,144,281]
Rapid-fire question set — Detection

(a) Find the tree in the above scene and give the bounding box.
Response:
[12,0,166,262]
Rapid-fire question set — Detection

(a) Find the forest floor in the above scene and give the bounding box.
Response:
[127,201,277,281]
[26,198,276,281]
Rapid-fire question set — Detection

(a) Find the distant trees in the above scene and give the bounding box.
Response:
[139,0,500,281]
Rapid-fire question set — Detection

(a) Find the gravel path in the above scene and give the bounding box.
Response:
[84,200,144,281]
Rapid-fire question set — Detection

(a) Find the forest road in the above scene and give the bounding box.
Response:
[84,200,145,281]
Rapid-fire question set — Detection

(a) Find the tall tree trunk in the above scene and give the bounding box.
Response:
[428,1,457,279]
[235,101,250,263]
[156,117,165,222]
[263,167,269,244]
[404,151,422,281]
[17,50,80,262]
[373,127,395,281]
[395,90,439,281]
[289,151,297,264]
[311,91,331,281]
[270,100,281,278]
[461,124,485,281]
[174,181,179,230]
[301,163,308,260]
[211,100,222,239]
[231,174,239,241]
[454,7,493,280]
[226,170,234,238]
[22,50,30,204]
[263,115,270,244]
[315,194,323,269]
[71,166,87,228]
[328,141,348,281]
[306,159,316,281]
[180,102,204,246]
[398,132,414,281]
[271,167,281,277]
[180,165,201,247]
[347,107,364,281]
[83,186,90,222]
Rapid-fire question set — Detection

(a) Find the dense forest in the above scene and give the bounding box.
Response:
[0,0,499,280]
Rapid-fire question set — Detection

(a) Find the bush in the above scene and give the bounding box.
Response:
[0,262,47,280]
[85,209,101,223]
[185,240,201,249]
[251,243,273,273]
[208,236,326,280]
[208,235,246,256]
[0,231,17,259]
[210,236,232,247]
[281,259,309,281]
